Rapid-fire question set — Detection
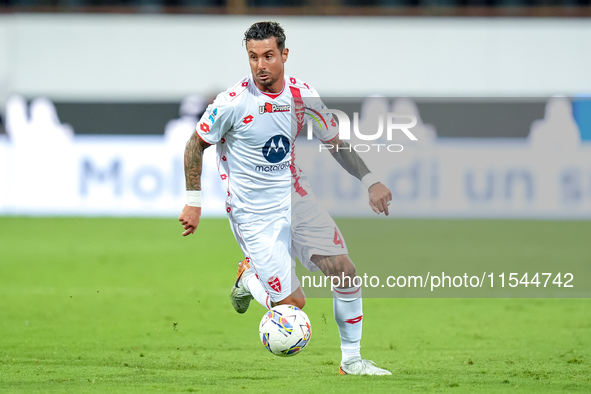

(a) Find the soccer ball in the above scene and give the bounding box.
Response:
[259,305,312,357]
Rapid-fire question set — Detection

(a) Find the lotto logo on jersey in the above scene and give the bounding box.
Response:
[262,135,290,163]
[259,102,290,114]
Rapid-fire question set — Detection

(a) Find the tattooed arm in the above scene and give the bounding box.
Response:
[178,132,211,236]
[325,137,370,180]
[325,136,393,216]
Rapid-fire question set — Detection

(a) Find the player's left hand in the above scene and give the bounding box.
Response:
[368,183,392,216]
[179,204,201,236]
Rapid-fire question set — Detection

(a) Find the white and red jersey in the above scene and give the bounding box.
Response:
[195,74,338,223]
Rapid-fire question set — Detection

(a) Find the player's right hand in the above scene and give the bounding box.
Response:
[179,204,201,236]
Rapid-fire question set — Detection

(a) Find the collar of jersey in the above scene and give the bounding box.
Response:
[255,77,286,99]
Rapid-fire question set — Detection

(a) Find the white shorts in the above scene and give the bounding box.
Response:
[230,191,348,302]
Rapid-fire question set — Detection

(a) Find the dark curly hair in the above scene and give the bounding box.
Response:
[243,21,286,52]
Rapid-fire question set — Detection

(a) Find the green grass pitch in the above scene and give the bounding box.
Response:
[0,217,590,393]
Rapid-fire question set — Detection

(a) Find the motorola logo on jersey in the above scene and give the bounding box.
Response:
[259,102,290,114]
[262,135,290,163]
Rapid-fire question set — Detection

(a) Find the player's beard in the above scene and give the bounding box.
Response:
[256,73,279,88]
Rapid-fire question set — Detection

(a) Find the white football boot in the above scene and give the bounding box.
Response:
[230,259,254,314]
[339,358,392,376]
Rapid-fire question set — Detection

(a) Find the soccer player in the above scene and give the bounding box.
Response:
[179,21,392,376]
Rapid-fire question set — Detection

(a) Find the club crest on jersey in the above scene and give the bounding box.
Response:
[262,135,290,163]
[294,103,305,125]
[259,102,290,114]
[267,276,282,292]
